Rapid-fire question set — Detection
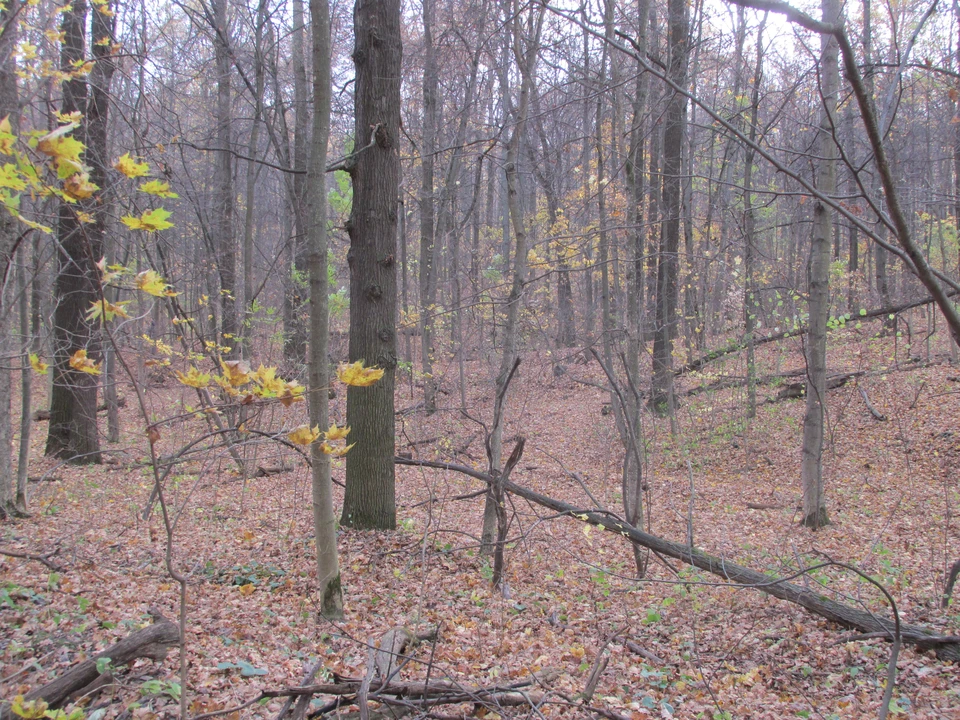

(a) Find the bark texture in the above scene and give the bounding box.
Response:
[341,0,402,530]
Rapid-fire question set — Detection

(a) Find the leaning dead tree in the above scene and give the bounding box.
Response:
[395,456,960,662]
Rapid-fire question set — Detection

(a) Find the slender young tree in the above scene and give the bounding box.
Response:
[0,0,21,516]
[341,0,402,530]
[307,0,343,618]
[800,0,840,530]
[419,0,438,414]
[480,2,544,555]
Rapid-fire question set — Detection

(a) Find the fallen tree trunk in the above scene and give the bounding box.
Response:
[0,616,180,719]
[395,456,960,661]
[676,291,958,377]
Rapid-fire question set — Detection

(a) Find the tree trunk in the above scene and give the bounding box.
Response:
[0,0,20,516]
[341,0,402,531]
[46,0,102,463]
[283,0,310,362]
[481,4,544,555]
[213,0,238,360]
[800,0,840,530]
[650,0,688,420]
[307,0,343,619]
[419,0,438,414]
[743,14,766,420]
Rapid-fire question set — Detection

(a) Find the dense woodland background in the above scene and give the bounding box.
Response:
[2,0,960,718]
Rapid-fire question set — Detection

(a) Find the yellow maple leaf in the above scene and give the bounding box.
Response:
[324,423,351,441]
[69,348,101,375]
[121,207,174,232]
[321,441,355,457]
[220,360,252,387]
[238,583,256,596]
[36,123,85,178]
[96,257,123,284]
[277,381,305,407]
[114,152,149,178]
[175,367,211,389]
[63,172,98,200]
[139,179,178,198]
[86,299,131,323]
[252,364,285,394]
[288,424,321,446]
[135,269,175,297]
[29,353,48,375]
[0,116,16,154]
[336,360,385,387]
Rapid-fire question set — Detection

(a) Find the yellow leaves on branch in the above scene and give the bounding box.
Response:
[35,123,85,179]
[325,423,350,441]
[136,269,177,296]
[336,360,385,387]
[62,172,98,200]
[69,349,101,375]
[29,354,48,375]
[139,179,178,198]
[320,423,354,457]
[220,360,252,387]
[122,207,174,232]
[175,367,211,389]
[288,425,321,446]
[113,152,149,178]
[86,298,131,323]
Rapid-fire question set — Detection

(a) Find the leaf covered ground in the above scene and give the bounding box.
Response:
[2,323,960,719]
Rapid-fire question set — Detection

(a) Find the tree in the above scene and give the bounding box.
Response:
[212,0,238,360]
[307,0,343,618]
[340,0,402,531]
[45,0,116,463]
[649,0,689,420]
[419,0,438,415]
[0,0,21,516]
[480,1,544,556]
[800,0,840,530]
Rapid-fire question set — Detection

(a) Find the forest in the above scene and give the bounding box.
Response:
[1,0,960,717]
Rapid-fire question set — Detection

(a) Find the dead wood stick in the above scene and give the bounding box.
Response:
[0,546,64,572]
[0,617,180,720]
[394,456,960,662]
[943,559,960,609]
[858,386,887,421]
[625,641,664,665]
[676,289,960,377]
[746,502,782,510]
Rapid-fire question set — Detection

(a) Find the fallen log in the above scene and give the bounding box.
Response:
[0,615,180,720]
[676,290,959,377]
[395,456,960,661]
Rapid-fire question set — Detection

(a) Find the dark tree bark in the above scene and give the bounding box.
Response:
[419,0,438,414]
[649,0,688,419]
[46,0,112,463]
[0,0,21,514]
[800,0,840,530]
[212,0,238,359]
[341,0,402,530]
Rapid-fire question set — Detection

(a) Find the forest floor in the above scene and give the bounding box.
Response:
[2,319,960,719]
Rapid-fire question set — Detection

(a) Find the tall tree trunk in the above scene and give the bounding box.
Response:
[213,0,238,359]
[283,0,310,362]
[0,0,21,515]
[419,0,438,414]
[800,0,840,530]
[307,0,343,618]
[46,0,102,463]
[481,3,544,556]
[650,0,688,420]
[743,14,767,421]
[242,0,268,359]
[341,0,402,531]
